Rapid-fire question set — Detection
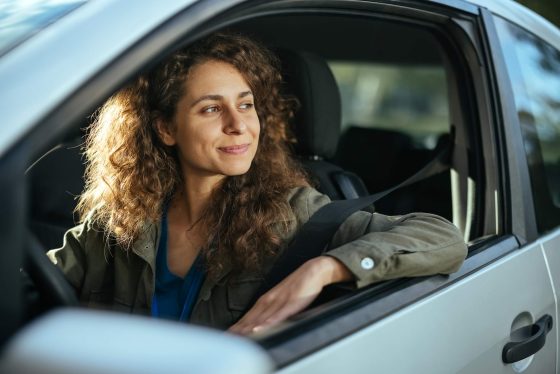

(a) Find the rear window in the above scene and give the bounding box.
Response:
[329,62,449,150]
[0,0,85,56]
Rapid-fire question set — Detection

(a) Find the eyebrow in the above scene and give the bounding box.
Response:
[190,90,253,108]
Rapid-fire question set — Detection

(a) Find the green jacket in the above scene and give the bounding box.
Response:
[47,187,467,329]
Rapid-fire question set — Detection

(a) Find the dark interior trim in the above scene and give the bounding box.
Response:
[0,146,26,346]
[478,9,538,244]
[433,16,487,240]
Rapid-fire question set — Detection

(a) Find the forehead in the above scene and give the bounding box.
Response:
[184,60,251,95]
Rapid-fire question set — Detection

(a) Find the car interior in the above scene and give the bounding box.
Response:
[22,7,485,357]
[27,14,470,241]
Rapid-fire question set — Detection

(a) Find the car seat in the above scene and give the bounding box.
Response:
[335,126,452,218]
[279,50,369,200]
[27,138,86,250]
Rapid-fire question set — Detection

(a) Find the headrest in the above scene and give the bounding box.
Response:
[279,50,341,159]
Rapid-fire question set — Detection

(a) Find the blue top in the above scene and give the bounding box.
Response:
[152,206,205,321]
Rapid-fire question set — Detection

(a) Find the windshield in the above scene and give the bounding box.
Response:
[0,0,86,56]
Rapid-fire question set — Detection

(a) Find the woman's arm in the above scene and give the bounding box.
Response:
[228,255,351,335]
[325,210,467,288]
[229,187,467,335]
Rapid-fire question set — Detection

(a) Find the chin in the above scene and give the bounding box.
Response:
[222,163,252,176]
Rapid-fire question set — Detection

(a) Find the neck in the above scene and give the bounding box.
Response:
[173,171,225,227]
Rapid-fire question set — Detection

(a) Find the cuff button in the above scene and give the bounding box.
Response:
[360,257,375,270]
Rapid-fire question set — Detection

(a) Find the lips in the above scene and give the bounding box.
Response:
[218,143,250,155]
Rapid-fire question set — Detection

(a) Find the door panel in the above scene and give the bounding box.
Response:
[541,228,560,374]
[280,243,556,374]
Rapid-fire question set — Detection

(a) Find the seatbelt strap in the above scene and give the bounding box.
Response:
[254,138,452,300]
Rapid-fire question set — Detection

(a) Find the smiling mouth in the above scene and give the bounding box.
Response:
[218,144,250,155]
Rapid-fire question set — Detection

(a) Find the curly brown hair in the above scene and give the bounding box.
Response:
[77,32,309,278]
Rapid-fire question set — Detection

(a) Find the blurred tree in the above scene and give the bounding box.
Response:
[517,0,560,28]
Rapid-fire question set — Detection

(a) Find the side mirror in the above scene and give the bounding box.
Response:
[0,309,273,374]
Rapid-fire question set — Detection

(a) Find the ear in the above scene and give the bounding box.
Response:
[155,119,176,146]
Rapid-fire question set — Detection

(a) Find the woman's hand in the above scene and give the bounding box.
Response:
[228,256,353,335]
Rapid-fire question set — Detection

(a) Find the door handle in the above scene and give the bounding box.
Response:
[502,314,553,364]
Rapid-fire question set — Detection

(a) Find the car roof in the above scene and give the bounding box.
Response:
[463,0,560,51]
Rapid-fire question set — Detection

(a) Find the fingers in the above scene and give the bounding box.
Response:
[229,259,331,335]
[229,290,289,334]
[229,294,289,335]
[229,291,313,335]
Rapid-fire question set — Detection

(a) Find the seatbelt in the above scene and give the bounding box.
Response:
[254,137,452,300]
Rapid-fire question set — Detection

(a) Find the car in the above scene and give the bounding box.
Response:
[1,0,560,373]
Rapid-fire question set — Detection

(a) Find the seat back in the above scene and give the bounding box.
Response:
[27,138,86,249]
[279,50,368,200]
[335,126,451,217]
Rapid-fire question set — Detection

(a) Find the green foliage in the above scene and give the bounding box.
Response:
[517,0,560,28]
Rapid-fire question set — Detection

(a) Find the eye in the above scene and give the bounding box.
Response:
[202,105,220,114]
[239,102,254,110]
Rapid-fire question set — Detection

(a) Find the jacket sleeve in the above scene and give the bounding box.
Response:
[46,221,89,292]
[290,187,468,288]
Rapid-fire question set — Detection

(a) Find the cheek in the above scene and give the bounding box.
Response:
[250,115,261,137]
[255,123,261,139]
[175,125,217,160]
[189,124,221,145]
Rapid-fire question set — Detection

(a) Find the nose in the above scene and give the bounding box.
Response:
[223,107,247,135]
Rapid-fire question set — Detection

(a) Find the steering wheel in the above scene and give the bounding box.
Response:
[25,230,79,307]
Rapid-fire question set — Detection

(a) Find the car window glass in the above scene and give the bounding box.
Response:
[329,62,449,150]
[494,16,560,233]
[0,0,85,56]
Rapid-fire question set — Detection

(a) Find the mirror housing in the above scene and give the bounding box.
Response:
[0,309,273,374]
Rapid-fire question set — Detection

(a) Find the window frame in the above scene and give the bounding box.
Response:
[478,9,539,244]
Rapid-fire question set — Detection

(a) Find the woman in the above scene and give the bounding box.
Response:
[48,32,467,335]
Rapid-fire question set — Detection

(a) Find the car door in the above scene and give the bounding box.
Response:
[492,8,560,374]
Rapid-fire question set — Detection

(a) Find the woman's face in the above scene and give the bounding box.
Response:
[159,59,260,183]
